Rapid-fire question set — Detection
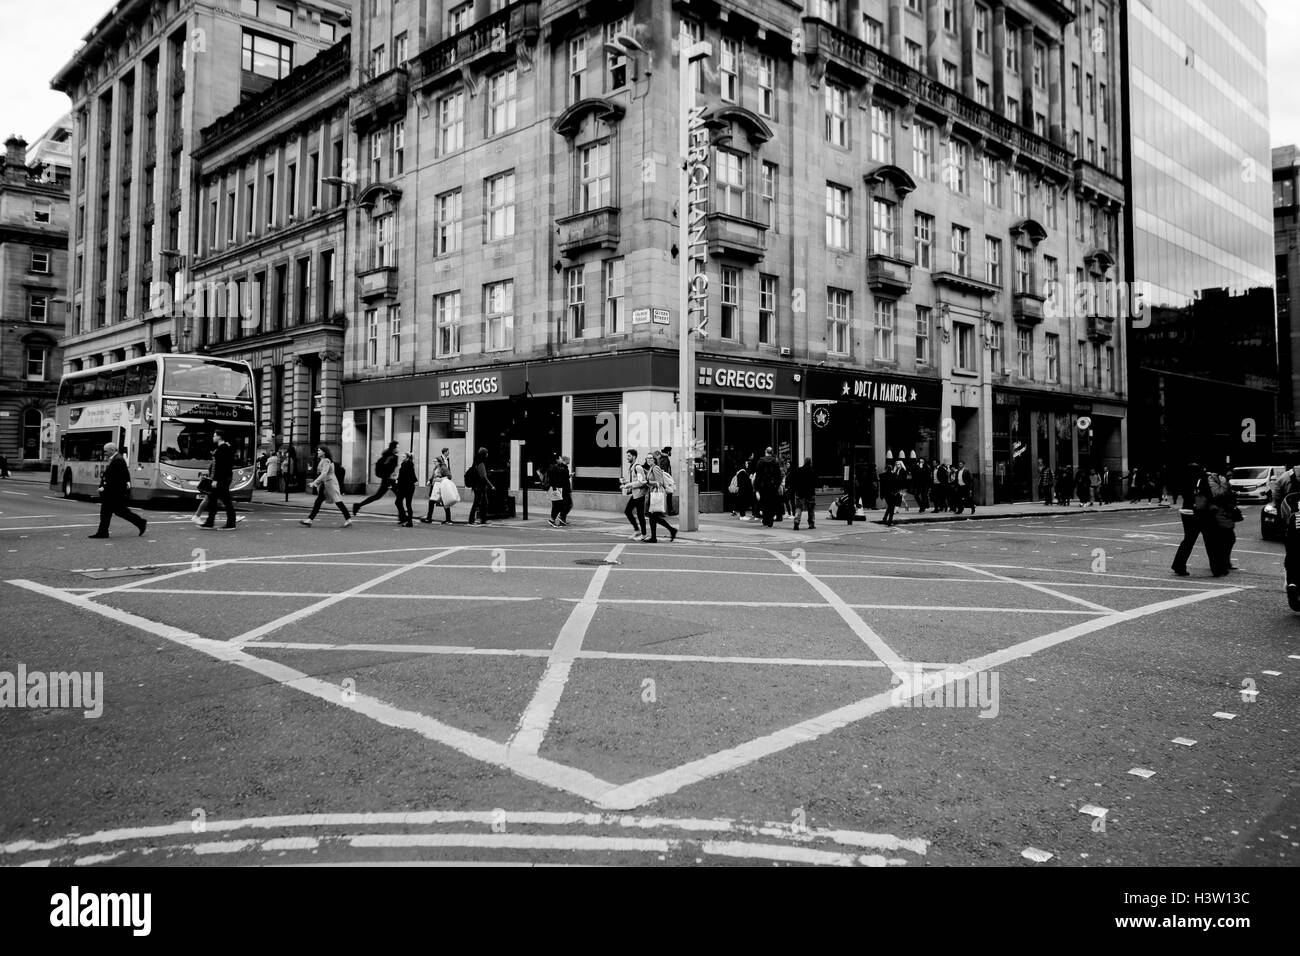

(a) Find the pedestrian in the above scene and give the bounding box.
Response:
[282,445,297,502]
[953,461,975,514]
[754,446,783,527]
[0,453,9,478]
[1038,460,1055,506]
[1272,463,1300,607]
[265,447,282,495]
[747,457,762,521]
[395,452,417,527]
[198,429,237,530]
[1075,465,1092,507]
[300,445,352,527]
[255,448,269,491]
[893,458,911,512]
[465,446,494,526]
[1057,465,1072,506]
[622,448,648,540]
[660,447,675,516]
[1090,466,1104,505]
[731,461,755,520]
[880,461,897,526]
[643,451,678,543]
[421,448,456,524]
[913,457,930,513]
[862,463,879,511]
[560,455,574,524]
[932,460,949,513]
[787,456,817,530]
[1202,462,1240,576]
[88,442,147,538]
[546,453,569,528]
[353,440,399,518]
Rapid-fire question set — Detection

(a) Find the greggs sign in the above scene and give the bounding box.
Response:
[438,374,501,399]
[698,365,776,392]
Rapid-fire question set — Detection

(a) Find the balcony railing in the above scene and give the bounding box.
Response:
[358,266,398,300]
[867,248,913,295]
[414,1,541,89]
[557,207,620,257]
[1073,159,1125,206]
[1087,315,1115,341]
[802,17,1073,175]
[705,213,767,262]
[1013,291,1046,325]
[351,67,409,132]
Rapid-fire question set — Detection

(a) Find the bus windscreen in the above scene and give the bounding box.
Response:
[163,358,254,401]
[159,422,255,469]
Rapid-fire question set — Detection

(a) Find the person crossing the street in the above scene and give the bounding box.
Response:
[300,445,352,528]
[754,446,784,528]
[643,451,678,543]
[789,456,817,531]
[622,448,648,540]
[395,452,417,527]
[198,430,237,530]
[1272,462,1300,608]
[353,440,399,519]
[421,448,455,524]
[88,442,147,539]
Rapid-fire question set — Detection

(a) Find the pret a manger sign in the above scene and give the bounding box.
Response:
[686,105,709,336]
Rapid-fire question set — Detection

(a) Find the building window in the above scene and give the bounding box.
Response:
[715,149,745,217]
[684,19,704,92]
[761,162,777,230]
[486,171,515,240]
[320,21,336,41]
[370,44,387,77]
[989,320,1004,370]
[286,163,298,218]
[906,40,923,70]
[826,183,850,249]
[954,322,974,371]
[1046,333,1060,382]
[26,346,48,381]
[245,181,255,236]
[265,171,276,225]
[29,294,49,322]
[951,225,970,275]
[871,198,895,255]
[1034,113,1046,137]
[947,139,968,193]
[1033,43,1046,88]
[819,0,840,25]
[912,121,934,180]
[827,288,851,355]
[1105,345,1115,391]
[568,35,586,103]
[605,16,630,90]
[942,60,958,88]
[366,309,379,366]
[759,274,776,346]
[241,30,293,80]
[373,212,394,267]
[581,140,612,211]
[1013,168,1029,215]
[603,257,624,334]
[438,90,465,154]
[1005,96,1019,122]
[976,80,991,107]
[719,267,740,340]
[1006,39,1019,73]
[435,291,461,356]
[487,68,517,135]
[484,280,514,352]
[391,120,405,175]
[1017,327,1033,377]
[33,200,51,224]
[825,83,849,147]
[983,155,1002,206]
[916,306,931,365]
[1092,342,1102,388]
[757,54,775,117]
[437,189,461,254]
[388,305,402,363]
[1086,73,1095,114]
[720,38,739,102]
[1078,338,1088,383]
[874,299,896,362]
[1101,83,1109,124]
[871,104,894,163]
[1045,185,1059,229]
[943,0,956,32]
[1086,137,1096,164]
[864,16,884,48]
[395,32,408,65]
[1043,255,1059,296]
[1015,246,1033,294]
[565,266,586,340]
[985,236,1002,285]
[295,256,310,324]
[914,212,934,269]
[30,250,50,274]
[976,4,990,53]
[1075,196,1085,241]
[319,249,334,317]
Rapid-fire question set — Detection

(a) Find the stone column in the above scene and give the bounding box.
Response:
[319,350,341,448]
[888,0,906,61]
[991,1,1006,110]
[1048,38,1063,144]
[926,0,944,80]
[960,0,977,100]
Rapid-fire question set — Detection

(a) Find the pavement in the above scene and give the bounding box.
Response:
[1,476,1296,867]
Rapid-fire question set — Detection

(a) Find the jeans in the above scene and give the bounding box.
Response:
[646,510,676,541]
[202,482,236,526]
[396,489,414,524]
[624,495,647,535]
[792,497,815,527]
[1171,510,1202,572]
[357,478,395,510]
[467,487,490,524]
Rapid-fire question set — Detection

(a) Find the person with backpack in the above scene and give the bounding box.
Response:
[622,448,649,540]
[353,440,399,518]
[395,452,417,527]
[1201,463,1240,576]
[643,451,678,543]
[300,446,352,528]
[546,453,572,528]
[728,461,753,520]
[754,446,784,527]
[465,446,494,526]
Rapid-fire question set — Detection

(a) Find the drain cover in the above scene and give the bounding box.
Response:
[77,566,159,580]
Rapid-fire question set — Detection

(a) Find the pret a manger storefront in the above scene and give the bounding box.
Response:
[341,349,946,512]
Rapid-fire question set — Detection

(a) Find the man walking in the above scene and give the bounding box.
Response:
[89,442,147,538]
[932,461,949,514]
[954,461,975,514]
[1171,462,1210,576]
[199,430,237,530]
[1273,463,1300,608]
[789,456,817,531]
[353,440,399,518]
[660,447,676,516]
[754,446,784,527]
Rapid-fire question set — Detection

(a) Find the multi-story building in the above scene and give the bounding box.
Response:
[1122,0,1275,471]
[339,0,1128,507]
[190,35,351,463]
[50,0,351,374]
[0,127,71,468]
[1274,145,1299,456]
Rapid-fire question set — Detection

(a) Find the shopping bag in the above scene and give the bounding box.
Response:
[439,477,461,505]
[662,471,676,493]
[648,490,667,514]
[549,487,564,501]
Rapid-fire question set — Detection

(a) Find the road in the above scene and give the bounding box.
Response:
[1,477,1296,867]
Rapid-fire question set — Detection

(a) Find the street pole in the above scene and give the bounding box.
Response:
[678,24,710,533]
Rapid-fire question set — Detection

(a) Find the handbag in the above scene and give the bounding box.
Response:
[197,476,214,494]
[662,471,676,493]
[727,474,739,495]
[648,490,667,514]
[549,487,564,501]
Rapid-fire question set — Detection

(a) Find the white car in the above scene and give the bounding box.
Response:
[1231,465,1287,504]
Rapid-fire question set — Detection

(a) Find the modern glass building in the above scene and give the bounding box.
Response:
[1122,0,1277,470]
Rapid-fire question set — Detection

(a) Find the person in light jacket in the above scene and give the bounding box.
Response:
[300,445,352,527]
[643,451,678,543]
[421,448,454,524]
[622,448,648,540]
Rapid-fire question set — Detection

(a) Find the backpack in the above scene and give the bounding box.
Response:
[464,465,478,489]
[375,454,396,479]
[1204,472,1230,502]
[335,463,346,486]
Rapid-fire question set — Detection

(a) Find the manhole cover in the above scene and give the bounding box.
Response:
[77,566,159,580]
[573,558,621,567]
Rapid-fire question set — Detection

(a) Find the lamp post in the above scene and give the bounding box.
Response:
[677,24,710,533]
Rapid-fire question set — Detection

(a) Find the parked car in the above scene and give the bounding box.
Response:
[1231,465,1286,504]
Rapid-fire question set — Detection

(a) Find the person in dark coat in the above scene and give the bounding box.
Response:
[199,429,237,530]
[932,461,949,513]
[660,447,675,516]
[789,456,817,530]
[466,446,494,526]
[953,461,975,513]
[1075,464,1092,507]
[354,440,399,518]
[754,446,784,527]
[862,463,879,510]
[879,462,897,526]
[89,442,147,538]
[546,454,571,527]
[1170,462,1208,576]
[913,457,930,512]
[395,452,417,527]
[1057,465,1072,506]
[731,461,755,520]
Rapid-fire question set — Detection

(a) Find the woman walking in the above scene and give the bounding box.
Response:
[465,447,494,526]
[546,454,572,528]
[300,446,352,527]
[1038,461,1054,506]
[395,452,417,527]
[421,448,457,524]
[879,461,897,526]
[1089,466,1103,506]
[265,447,282,496]
[622,449,648,540]
[644,452,678,543]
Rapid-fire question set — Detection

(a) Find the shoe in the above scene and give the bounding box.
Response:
[352,505,362,516]
[669,529,677,542]
[221,525,236,531]
[343,519,353,527]
[199,523,215,530]
[88,533,109,539]
[647,537,659,543]
[793,522,800,530]
[300,519,313,527]
[808,523,815,529]
[419,517,433,524]
[632,533,644,541]
[548,519,559,528]
[138,521,148,536]
[1171,568,1189,577]
[441,520,451,525]
[559,517,569,526]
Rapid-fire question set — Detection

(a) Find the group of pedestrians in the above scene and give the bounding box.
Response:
[1037,463,1120,507]
[622,449,677,542]
[1170,461,1243,578]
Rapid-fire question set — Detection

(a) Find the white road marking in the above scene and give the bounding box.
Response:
[947,562,1116,615]
[251,641,553,657]
[0,490,30,496]
[260,837,319,851]
[1021,847,1054,863]
[1128,768,1156,779]
[101,588,540,602]
[0,520,195,534]
[0,514,57,520]
[510,544,626,755]
[348,833,671,853]
[72,851,124,866]
[924,525,1281,557]
[1212,712,1237,720]
[227,547,463,647]
[191,840,258,855]
[1262,670,1282,676]
[580,598,1103,615]
[1079,805,1108,818]
[1172,737,1197,746]
[595,584,1242,810]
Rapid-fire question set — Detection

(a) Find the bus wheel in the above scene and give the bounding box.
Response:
[62,472,73,498]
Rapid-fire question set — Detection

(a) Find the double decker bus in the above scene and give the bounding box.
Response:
[50,354,258,502]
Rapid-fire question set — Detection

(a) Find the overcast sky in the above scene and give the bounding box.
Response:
[3,0,1299,152]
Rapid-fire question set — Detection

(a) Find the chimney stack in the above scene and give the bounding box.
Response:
[4,134,28,169]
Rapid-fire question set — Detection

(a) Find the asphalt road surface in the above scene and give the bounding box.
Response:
[1,480,1297,867]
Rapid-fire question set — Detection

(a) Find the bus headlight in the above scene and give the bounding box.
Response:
[232,467,254,489]
[161,470,185,489]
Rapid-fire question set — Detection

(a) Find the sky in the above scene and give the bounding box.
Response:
[2,0,1298,152]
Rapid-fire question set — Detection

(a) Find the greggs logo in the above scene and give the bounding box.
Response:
[438,375,500,399]
[698,366,776,391]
